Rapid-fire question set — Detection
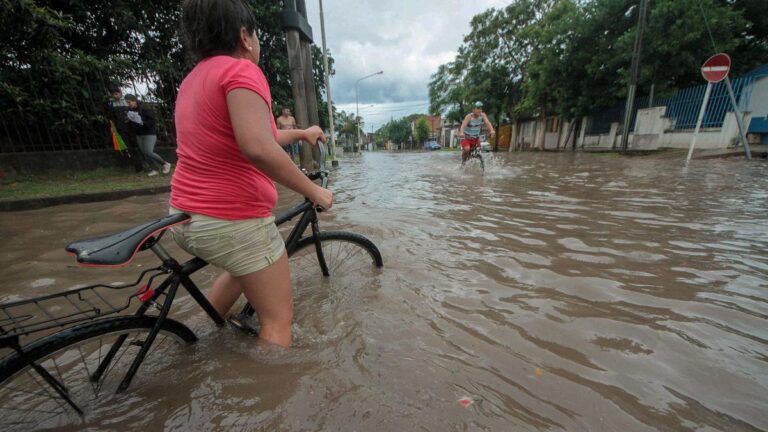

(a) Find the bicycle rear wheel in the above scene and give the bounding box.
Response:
[0,316,196,430]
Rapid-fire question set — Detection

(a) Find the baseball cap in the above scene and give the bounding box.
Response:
[474,101,483,108]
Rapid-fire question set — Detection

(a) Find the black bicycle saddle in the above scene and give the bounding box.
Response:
[65,213,190,267]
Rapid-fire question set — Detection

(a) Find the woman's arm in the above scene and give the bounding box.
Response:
[276,129,307,145]
[227,89,332,209]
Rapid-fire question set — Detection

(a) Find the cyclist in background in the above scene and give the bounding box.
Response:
[458,101,495,164]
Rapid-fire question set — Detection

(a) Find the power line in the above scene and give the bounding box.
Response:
[698,0,719,52]
[357,101,430,111]
[357,104,430,115]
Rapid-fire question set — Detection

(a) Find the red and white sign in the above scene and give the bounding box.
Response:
[701,53,731,83]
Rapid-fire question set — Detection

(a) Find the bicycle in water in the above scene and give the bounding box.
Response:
[0,142,383,430]
[459,101,495,174]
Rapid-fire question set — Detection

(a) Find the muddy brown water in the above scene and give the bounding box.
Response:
[1,152,767,431]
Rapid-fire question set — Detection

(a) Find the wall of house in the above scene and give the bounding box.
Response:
[745,76,768,117]
[582,109,753,151]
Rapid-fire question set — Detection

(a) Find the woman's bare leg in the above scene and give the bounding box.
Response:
[208,272,242,317]
[238,252,293,347]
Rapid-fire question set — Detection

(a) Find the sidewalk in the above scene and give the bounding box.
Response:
[694,144,768,159]
[581,144,767,159]
[0,168,171,211]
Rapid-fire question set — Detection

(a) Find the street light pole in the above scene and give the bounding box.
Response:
[355,70,383,152]
[318,0,338,166]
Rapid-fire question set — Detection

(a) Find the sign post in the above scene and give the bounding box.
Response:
[687,54,730,162]
[687,53,751,162]
[686,81,714,162]
[724,75,752,160]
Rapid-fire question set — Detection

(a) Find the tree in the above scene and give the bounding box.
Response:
[414,118,431,144]
[717,0,768,75]
[0,0,333,151]
[375,116,413,149]
[523,0,748,120]
[431,0,758,131]
[429,0,555,133]
[334,110,359,151]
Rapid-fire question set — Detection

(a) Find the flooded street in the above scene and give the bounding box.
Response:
[2,151,768,431]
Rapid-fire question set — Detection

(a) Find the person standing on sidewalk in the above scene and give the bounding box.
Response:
[276,107,299,160]
[105,86,144,173]
[125,94,172,176]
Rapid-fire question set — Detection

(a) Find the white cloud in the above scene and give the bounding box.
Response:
[305,0,508,108]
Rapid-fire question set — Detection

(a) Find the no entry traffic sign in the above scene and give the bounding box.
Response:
[701,53,731,83]
[688,52,751,162]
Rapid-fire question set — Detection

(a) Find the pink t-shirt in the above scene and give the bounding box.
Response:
[170,56,279,220]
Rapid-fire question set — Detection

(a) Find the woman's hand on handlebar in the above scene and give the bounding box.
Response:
[309,185,333,211]
[303,126,327,145]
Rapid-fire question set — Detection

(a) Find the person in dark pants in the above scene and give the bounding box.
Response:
[105,86,144,173]
[125,94,172,176]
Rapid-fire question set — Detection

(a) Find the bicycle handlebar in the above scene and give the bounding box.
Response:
[305,139,329,211]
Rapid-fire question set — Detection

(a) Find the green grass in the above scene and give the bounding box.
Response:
[0,168,171,202]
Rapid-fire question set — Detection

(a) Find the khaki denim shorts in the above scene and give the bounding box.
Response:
[170,208,285,277]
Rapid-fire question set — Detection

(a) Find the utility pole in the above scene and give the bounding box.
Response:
[318,0,338,166]
[281,0,320,170]
[619,0,649,153]
[355,71,383,153]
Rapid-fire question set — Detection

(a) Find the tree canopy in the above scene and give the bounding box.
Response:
[414,118,431,144]
[429,0,764,122]
[0,0,333,152]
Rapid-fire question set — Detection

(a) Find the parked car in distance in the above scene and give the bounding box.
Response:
[424,140,441,151]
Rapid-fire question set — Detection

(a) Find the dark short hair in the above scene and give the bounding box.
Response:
[181,0,257,60]
[124,94,138,102]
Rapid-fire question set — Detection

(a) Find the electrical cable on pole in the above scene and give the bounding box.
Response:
[697,0,751,160]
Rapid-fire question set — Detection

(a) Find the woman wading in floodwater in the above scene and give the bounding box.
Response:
[170,0,332,347]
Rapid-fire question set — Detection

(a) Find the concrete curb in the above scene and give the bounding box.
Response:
[0,185,171,212]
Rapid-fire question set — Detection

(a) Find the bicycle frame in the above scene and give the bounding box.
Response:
[3,142,332,409]
[104,176,330,392]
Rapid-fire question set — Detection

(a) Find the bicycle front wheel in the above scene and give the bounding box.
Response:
[0,316,197,430]
[289,231,383,290]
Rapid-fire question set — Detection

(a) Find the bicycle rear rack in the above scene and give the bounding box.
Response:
[0,267,168,341]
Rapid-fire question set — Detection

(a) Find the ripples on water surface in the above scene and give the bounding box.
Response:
[1,152,767,431]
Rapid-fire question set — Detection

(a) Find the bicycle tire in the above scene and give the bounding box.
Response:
[291,231,383,266]
[0,316,197,430]
[289,231,384,287]
[235,231,383,325]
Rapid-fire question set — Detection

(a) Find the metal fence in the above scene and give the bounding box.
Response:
[0,67,182,154]
[587,74,755,134]
[661,76,754,129]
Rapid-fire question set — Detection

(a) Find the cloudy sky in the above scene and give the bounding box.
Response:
[303,0,510,130]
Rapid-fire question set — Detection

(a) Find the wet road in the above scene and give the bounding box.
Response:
[1,151,768,431]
